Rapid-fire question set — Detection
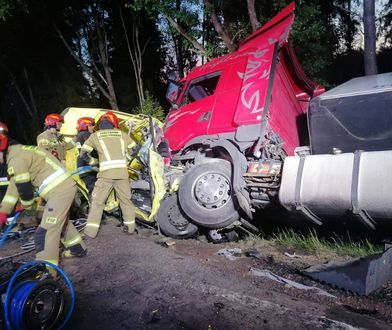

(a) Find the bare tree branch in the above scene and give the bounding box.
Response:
[23,67,39,117]
[204,0,236,52]
[165,14,207,55]
[247,0,261,32]
[94,8,118,109]
[53,23,112,101]
[120,6,145,106]
[0,59,34,118]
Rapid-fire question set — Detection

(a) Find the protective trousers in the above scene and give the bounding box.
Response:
[84,177,135,237]
[35,178,86,265]
[80,173,97,195]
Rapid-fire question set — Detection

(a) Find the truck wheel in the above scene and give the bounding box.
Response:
[155,194,198,239]
[179,159,239,228]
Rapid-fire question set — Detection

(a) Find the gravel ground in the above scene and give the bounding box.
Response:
[2,218,392,329]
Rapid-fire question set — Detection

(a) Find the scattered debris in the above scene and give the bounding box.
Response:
[319,318,362,330]
[216,248,242,260]
[213,302,225,310]
[342,305,379,315]
[73,218,87,232]
[164,240,176,247]
[21,238,35,250]
[302,247,392,295]
[147,309,160,324]
[246,249,263,259]
[284,252,302,259]
[249,267,336,298]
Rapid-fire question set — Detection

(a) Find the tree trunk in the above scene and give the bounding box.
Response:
[120,7,147,107]
[247,0,261,32]
[95,13,118,109]
[363,0,377,75]
[204,0,236,52]
[23,67,39,117]
[174,0,184,78]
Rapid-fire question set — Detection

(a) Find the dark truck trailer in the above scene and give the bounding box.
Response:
[279,72,392,230]
[308,72,392,155]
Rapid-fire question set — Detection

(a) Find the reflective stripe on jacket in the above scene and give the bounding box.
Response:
[81,129,135,179]
[5,145,71,205]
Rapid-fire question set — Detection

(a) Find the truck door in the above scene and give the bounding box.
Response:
[164,71,221,152]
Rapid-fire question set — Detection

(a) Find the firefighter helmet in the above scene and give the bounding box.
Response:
[100,111,119,129]
[77,117,95,131]
[0,121,9,152]
[45,114,64,127]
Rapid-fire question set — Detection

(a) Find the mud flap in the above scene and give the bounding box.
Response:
[302,246,392,295]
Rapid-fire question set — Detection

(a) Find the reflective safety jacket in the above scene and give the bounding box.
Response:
[0,180,18,214]
[0,162,8,191]
[76,130,97,176]
[0,162,14,215]
[0,145,71,211]
[81,129,135,179]
[37,130,74,162]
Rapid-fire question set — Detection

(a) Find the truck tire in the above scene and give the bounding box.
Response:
[155,194,198,239]
[179,159,239,228]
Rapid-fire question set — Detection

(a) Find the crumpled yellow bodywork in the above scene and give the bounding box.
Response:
[60,107,166,221]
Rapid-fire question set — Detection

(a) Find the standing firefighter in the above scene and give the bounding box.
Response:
[75,117,97,195]
[37,113,74,162]
[80,112,136,237]
[0,121,86,265]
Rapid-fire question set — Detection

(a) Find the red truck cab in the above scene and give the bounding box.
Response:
[164,2,323,156]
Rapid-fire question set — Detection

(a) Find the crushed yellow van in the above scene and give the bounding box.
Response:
[60,107,197,238]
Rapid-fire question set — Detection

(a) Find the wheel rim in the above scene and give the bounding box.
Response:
[24,282,65,329]
[167,201,189,230]
[192,171,231,209]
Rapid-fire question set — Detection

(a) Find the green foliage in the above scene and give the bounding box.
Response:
[271,1,336,86]
[272,229,381,258]
[382,0,392,44]
[0,0,27,21]
[0,0,11,20]
[132,92,165,121]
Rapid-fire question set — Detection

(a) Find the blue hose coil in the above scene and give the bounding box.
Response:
[9,281,36,330]
[4,260,75,330]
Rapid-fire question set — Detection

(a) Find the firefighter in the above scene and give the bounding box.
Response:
[80,112,136,238]
[75,117,97,194]
[0,154,9,228]
[37,113,74,162]
[0,121,86,265]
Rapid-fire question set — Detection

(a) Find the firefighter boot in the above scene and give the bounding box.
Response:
[63,248,87,258]
[123,220,135,234]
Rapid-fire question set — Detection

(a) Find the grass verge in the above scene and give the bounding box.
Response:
[243,229,382,258]
[272,229,382,258]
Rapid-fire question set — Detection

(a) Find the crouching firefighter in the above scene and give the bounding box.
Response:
[0,121,86,265]
[80,111,136,238]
